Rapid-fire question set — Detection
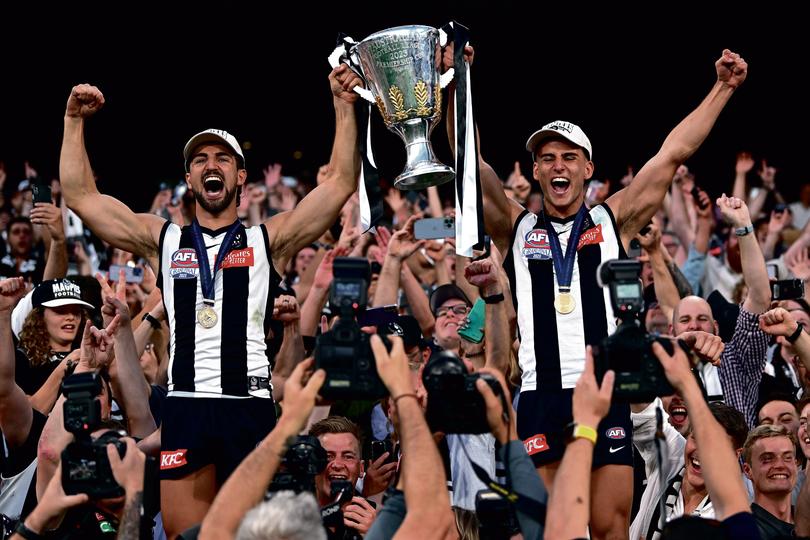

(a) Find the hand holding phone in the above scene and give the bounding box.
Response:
[690,185,709,210]
[32,182,53,204]
[458,298,485,344]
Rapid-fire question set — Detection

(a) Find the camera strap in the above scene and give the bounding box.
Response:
[653,405,668,534]
[458,438,546,522]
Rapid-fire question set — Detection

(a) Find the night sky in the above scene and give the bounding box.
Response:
[1,6,806,212]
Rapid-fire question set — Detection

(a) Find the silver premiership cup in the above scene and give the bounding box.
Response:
[352,25,455,190]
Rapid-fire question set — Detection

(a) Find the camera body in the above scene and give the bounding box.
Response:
[267,435,327,495]
[60,373,127,498]
[475,489,520,540]
[595,260,674,402]
[315,258,387,400]
[422,350,504,434]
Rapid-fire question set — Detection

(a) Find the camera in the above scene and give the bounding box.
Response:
[422,350,505,434]
[475,489,520,540]
[315,258,388,400]
[60,373,127,498]
[267,435,327,495]
[594,260,675,403]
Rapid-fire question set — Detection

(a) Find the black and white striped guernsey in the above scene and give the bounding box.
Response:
[504,204,626,392]
[158,221,281,399]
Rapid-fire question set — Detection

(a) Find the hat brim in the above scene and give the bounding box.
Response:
[183,133,244,170]
[525,129,591,159]
[40,298,95,310]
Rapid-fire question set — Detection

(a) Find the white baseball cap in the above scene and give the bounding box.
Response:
[525,120,592,160]
[183,129,245,171]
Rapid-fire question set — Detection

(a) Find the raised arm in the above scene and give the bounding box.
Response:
[544,347,614,539]
[30,202,68,280]
[0,278,33,448]
[267,66,361,271]
[442,43,519,254]
[464,245,510,374]
[608,50,748,244]
[199,359,325,540]
[60,84,164,267]
[716,195,771,313]
[368,335,456,539]
[653,341,751,519]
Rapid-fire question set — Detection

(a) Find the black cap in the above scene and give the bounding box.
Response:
[429,284,472,315]
[32,279,95,310]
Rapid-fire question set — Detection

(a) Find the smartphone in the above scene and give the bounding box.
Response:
[767,263,779,280]
[771,279,805,301]
[458,298,485,344]
[281,176,298,188]
[690,185,708,210]
[31,182,52,204]
[414,217,455,240]
[774,203,788,214]
[109,264,144,284]
[370,439,397,465]
[358,304,398,327]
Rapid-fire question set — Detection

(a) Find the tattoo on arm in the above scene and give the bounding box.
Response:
[118,491,144,539]
[667,261,694,298]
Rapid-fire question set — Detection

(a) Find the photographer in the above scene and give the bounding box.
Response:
[365,335,456,540]
[308,417,377,538]
[198,359,326,540]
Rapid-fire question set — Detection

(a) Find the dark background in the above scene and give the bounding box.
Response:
[0,6,805,212]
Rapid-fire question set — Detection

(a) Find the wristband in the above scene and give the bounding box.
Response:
[392,393,419,406]
[564,422,598,445]
[734,224,754,237]
[142,313,161,330]
[482,292,505,304]
[15,522,44,540]
[787,323,805,344]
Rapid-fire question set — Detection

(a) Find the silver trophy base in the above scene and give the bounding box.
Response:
[394,164,455,191]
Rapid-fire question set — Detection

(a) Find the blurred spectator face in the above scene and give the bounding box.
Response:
[645,304,669,334]
[755,221,770,245]
[8,221,33,256]
[801,184,810,207]
[0,209,11,232]
[315,432,363,505]
[759,400,800,438]
[639,256,653,288]
[672,296,717,335]
[434,299,468,349]
[744,436,797,497]
[661,232,680,258]
[662,394,689,435]
[778,302,810,350]
[294,247,316,275]
[798,403,810,459]
[140,343,159,384]
[527,193,542,214]
[683,430,706,492]
[43,305,81,349]
[111,248,134,266]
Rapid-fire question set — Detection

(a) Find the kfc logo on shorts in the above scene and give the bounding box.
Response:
[160,449,188,469]
[170,249,199,279]
[523,434,550,455]
[606,427,626,440]
[577,224,604,249]
[522,229,552,260]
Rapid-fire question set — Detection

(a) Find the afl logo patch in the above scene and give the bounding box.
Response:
[522,229,552,260]
[606,427,626,440]
[170,248,199,279]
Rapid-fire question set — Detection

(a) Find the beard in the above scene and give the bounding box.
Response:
[192,180,238,214]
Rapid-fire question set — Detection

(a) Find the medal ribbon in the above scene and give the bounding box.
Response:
[191,219,242,305]
[544,205,588,293]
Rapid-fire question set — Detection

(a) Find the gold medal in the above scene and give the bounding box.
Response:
[197,305,218,328]
[554,292,576,314]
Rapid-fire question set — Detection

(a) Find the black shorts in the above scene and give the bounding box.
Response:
[516,389,632,468]
[160,396,277,483]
